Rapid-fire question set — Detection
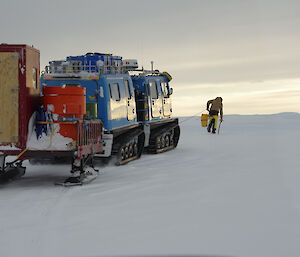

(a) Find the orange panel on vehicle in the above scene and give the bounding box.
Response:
[43,86,86,140]
[43,86,86,118]
[58,123,77,140]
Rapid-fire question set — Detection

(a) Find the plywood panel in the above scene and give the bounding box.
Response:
[0,52,19,143]
[26,46,40,94]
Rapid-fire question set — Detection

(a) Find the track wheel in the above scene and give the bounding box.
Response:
[125,146,129,159]
[170,134,174,146]
[160,136,165,149]
[165,135,170,147]
[129,144,133,157]
[156,137,161,149]
[133,143,138,156]
[120,147,125,160]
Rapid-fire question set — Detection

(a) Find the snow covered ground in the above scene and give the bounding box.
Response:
[1,113,300,257]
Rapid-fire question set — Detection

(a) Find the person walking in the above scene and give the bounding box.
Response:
[206,97,223,134]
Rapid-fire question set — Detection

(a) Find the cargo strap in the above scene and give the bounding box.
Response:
[179,109,206,124]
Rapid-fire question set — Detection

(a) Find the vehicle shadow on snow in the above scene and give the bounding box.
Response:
[0,173,68,189]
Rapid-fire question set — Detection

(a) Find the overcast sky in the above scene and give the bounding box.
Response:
[1,0,299,115]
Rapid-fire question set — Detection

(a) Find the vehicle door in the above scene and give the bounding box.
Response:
[124,79,135,121]
[149,80,161,118]
[161,81,172,117]
[109,81,126,120]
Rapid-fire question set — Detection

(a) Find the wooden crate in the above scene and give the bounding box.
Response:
[0,44,40,148]
[0,52,19,143]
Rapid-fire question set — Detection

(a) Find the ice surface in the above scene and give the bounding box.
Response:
[1,113,300,257]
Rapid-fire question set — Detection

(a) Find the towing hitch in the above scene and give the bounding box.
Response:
[0,153,26,183]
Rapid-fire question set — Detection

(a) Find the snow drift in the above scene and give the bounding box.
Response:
[0,113,300,257]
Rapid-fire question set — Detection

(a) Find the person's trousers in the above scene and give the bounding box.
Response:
[209,115,218,129]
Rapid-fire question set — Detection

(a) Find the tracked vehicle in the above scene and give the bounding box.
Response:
[41,54,180,164]
[41,53,145,166]
[131,67,180,154]
[0,45,180,185]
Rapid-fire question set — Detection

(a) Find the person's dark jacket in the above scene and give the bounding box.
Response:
[207,97,223,118]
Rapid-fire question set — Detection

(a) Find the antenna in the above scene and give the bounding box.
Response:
[151,61,154,72]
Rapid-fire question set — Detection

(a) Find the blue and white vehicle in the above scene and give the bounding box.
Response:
[130,67,180,154]
[41,53,180,164]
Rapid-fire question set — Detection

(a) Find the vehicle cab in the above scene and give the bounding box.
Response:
[131,71,174,122]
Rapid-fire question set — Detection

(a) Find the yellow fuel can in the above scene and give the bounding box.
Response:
[201,114,208,127]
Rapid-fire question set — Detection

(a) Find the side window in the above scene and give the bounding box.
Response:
[144,82,149,96]
[157,82,162,96]
[109,83,120,101]
[161,82,169,98]
[109,84,113,98]
[124,80,131,99]
[149,80,158,99]
[113,83,120,101]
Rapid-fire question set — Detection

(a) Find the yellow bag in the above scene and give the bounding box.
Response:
[201,114,208,127]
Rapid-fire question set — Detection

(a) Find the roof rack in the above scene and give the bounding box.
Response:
[44,59,125,77]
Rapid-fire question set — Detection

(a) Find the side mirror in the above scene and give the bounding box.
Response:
[169,88,173,95]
